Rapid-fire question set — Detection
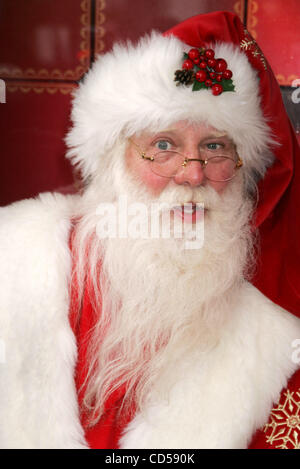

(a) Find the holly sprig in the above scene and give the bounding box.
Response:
[174,48,235,95]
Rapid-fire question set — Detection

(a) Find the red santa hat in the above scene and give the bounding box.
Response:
[66,11,300,317]
[67,16,273,189]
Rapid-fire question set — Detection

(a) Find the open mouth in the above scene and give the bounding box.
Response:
[172,202,205,223]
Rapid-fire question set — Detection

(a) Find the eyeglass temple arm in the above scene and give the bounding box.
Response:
[235,157,243,168]
[129,138,154,161]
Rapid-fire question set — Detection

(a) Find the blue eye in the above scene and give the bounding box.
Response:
[155,140,171,151]
[206,142,222,151]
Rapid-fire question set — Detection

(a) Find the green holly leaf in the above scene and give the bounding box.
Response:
[192,81,208,92]
[221,79,235,92]
[183,52,189,60]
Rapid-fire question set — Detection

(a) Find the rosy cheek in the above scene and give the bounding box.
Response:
[209,180,230,193]
[140,169,170,195]
[125,150,169,195]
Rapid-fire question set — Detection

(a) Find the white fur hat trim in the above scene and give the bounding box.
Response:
[66,32,274,182]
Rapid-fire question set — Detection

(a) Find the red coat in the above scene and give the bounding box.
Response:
[70,277,300,449]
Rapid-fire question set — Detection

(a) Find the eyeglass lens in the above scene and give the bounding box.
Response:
[150,151,237,182]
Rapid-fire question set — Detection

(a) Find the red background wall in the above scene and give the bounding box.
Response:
[0,0,299,206]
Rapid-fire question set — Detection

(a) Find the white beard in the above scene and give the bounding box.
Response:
[73,142,255,423]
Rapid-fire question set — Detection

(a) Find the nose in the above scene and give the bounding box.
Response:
[173,159,206,187]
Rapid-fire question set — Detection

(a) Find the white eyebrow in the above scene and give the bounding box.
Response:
[202,132,229,139]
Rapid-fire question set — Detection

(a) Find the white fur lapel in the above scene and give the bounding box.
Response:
[0,193,88,449]
[120,284,300,449]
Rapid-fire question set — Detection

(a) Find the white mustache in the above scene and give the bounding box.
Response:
[156,185,214,211]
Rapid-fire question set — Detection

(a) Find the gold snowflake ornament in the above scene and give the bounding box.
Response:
[240,29,267,71]
[264,389,300,449]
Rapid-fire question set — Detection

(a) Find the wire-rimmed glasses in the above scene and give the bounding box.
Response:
[129,139,243,182]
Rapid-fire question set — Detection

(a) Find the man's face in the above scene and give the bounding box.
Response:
[125,121,237,197]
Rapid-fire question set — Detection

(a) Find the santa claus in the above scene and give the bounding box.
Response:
[0,12,299,449]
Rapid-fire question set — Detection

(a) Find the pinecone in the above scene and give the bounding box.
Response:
[174,69,195,86]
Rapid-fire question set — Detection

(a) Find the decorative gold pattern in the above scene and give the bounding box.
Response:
[1,0,91,83]
[246,0,298,85]
[264,388,300,449]
[3,0,107,95]
[95,0,106,55]
[276,74,298,87]
[240,28,267,70]
[7,81,76,96]
[247,0,258,39]
[233,0,245,22]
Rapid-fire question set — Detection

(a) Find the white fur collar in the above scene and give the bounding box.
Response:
[120,284,300,449]
[0,193,88,449]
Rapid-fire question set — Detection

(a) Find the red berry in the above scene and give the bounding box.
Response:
[216,74,223,82]
[207,58,217,69]
[205,79,213,87]
[182,59,194,70]
[199,61,207,69]
[188,48,200,60]
[205,49,215,59]
[193,58,200,65]
[209,72,216,80]
[223,69,233,79]
[195,70,207,82]
[212,84,223,95]
[215,59,227,72]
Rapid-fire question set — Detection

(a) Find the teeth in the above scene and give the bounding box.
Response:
[172,204,197,214]
[172,203,205,214]
[183,207,195,214]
